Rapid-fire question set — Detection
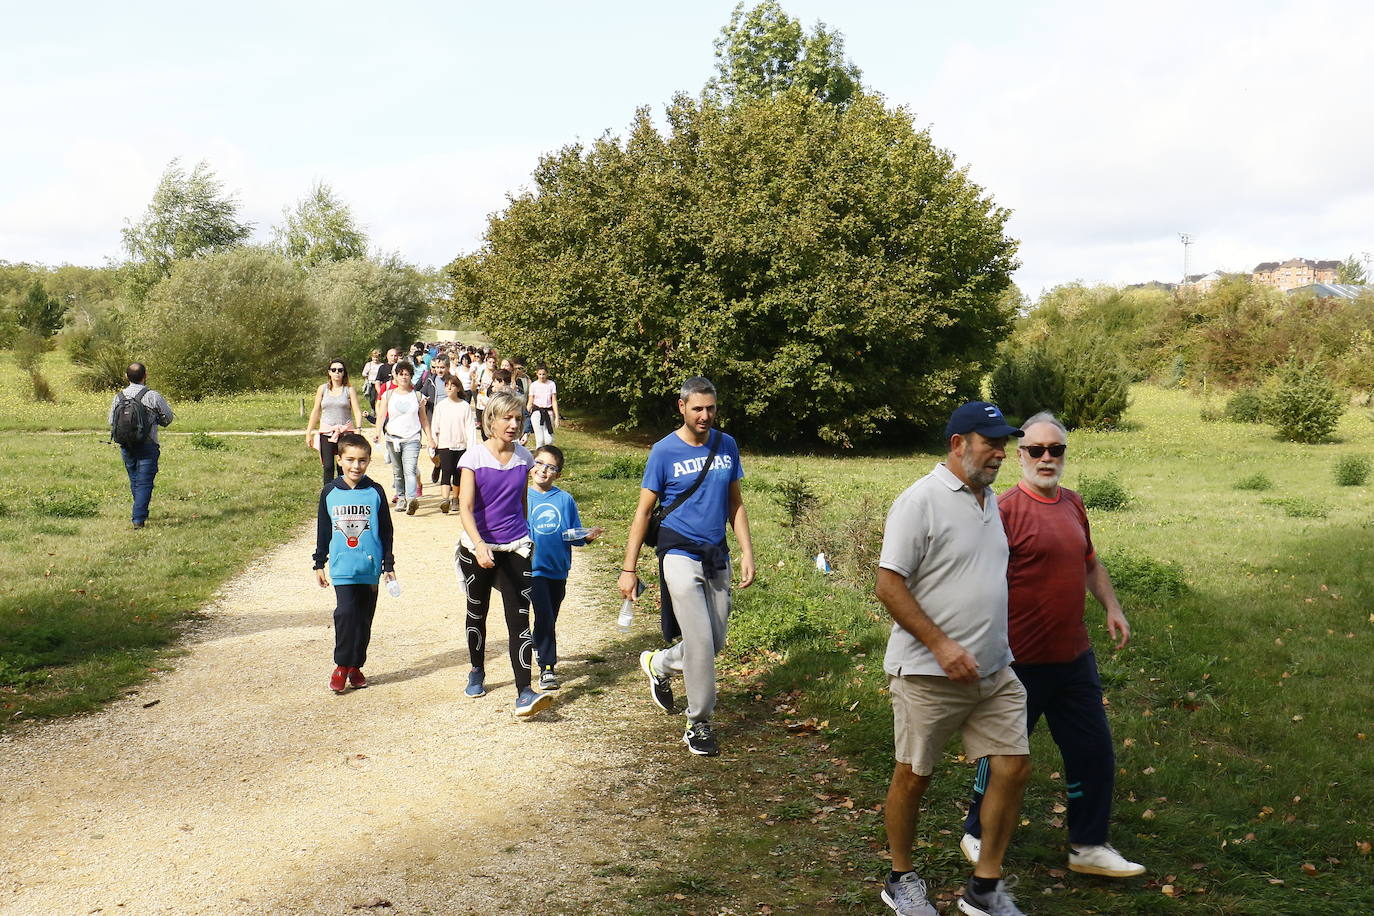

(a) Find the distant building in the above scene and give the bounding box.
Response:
[1288,283,1374,300]
[1181,270,1228,293]
[1252,258,1340,291]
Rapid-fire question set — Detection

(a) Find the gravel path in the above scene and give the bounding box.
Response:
[0,474,681,915]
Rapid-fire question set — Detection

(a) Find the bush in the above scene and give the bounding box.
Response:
[1099,549,1187,606]
[453,89,1018,447]
[773,475,821,527]
[1233,472,1273,491]
[132,248,318,399]
[12,330,47,372]
[1260,496,1330,519]
[1224,388,1265,423]
[990,339,1130,429]
[305,257,431,368]
[793,494,885,590]
[1264,360,1345,443]
[596,454,648,480]
[34,491,99,519]
[29,369,54,402]
[1077,474,1131,511]
[1333,455,1371,486]
[64,301,134,392]
[190,432,228,451]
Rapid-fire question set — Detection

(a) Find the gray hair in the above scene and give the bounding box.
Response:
[1022,411,1068,435]
[679,376,717,402]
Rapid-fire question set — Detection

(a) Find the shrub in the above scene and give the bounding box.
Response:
[793,494,885,590]
[1077,474,1130,511]
[305,257,430,368]
[596,454,648,480]
[65,302,134,393]
[1224,388,1265,423]
[34,491,99,519]
[29,369,55,402]
[1099,549,1186,606]
[190,432,228,451]
[132,248,318,399]
[12,330,47,372]
[1333,455,1371,486]
[1199,404,1225,423]
[990,340,1130,429]
[773,475,821,527]
[1233,472,1273,491]
[1260,496,1330,519]
[1264,360,1345,443]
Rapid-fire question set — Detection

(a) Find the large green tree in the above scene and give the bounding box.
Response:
[708,1,863,107]
[121,159,253,299]
[451,89,1018,446]
[14,280,66,337]
[272,182,368,267]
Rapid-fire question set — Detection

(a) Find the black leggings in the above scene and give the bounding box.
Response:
[320,436,340,484]
[437,448,465,486]
[456,544,533,691]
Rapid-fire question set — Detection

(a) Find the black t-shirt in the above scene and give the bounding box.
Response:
[375,363,395,386]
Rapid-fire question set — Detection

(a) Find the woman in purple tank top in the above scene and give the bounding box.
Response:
[456,389,550,718]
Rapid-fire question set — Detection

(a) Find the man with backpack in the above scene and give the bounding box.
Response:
[108,363,174,529]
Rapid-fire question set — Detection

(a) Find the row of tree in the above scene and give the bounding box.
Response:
[3,163,437,399]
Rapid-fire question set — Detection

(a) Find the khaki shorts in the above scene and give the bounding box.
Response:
[890,666,1029,776]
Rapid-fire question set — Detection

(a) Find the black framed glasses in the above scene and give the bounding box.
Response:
[1020,444,1066,458]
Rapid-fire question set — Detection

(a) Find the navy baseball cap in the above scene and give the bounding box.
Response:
[944,401,1024,439]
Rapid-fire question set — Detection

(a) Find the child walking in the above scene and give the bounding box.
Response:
[312,432,396,693]
[526,445,603,690]
[431,375,478,514]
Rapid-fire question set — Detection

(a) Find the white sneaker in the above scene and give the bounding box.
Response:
[1069,843,1145,877]
[960,832,982,864]
[881,871,937,916]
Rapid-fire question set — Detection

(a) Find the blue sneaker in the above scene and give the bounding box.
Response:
[464,668,486,698]
[514,687,551,718]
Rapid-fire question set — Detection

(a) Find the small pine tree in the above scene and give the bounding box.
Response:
[1265,360,1345,443]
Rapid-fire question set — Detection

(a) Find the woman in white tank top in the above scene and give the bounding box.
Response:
[372,361,431,515]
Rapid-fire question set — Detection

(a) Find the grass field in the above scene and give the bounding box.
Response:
[8,344,1373,913]
[555,388,1374,914]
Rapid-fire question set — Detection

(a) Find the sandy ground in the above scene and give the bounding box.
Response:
[0,471,682,915]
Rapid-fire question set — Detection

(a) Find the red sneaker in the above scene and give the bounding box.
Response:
[347,667,368,689]
[329,665,348,693]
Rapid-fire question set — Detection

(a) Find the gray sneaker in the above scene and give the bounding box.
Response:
[881,871,937,916]
[958,877,1025,916]
[539,668,560,691]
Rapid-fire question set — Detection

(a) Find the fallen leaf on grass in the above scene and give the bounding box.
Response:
[1301,863,1318,876]
[1268,878,1284,885]
[1357,841,1372,856]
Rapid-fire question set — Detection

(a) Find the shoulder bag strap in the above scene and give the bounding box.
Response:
[658,429,722,523]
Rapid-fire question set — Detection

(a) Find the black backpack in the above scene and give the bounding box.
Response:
[110,386,156,447]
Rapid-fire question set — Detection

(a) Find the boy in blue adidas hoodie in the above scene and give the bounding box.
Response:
[527,445,603,690]
[312,432,396,694]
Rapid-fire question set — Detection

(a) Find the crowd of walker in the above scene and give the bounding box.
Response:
[111,344,1147,916]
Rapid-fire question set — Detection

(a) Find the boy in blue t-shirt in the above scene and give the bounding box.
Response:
[312,432,396,694]
[527,445,603,690]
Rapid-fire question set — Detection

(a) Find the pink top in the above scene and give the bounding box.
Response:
[530,379,556,409]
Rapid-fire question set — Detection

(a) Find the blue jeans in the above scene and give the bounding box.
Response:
[120,442,160,525]
[386,437,421,499]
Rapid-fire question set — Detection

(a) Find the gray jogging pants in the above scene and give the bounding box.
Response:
[657,553,732,724]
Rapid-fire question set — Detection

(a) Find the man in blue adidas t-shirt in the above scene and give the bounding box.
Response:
[619,376,755,756]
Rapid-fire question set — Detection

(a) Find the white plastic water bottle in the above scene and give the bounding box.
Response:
[617,598,634,632]
[562,527,594,542]
[386,578,402,598]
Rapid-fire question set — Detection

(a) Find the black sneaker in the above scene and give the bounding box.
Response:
[639,650,673,712]
[683,720,719,756]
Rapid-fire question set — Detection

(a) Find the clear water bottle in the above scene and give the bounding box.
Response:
[386,578,402,598]
[617,598,634,632]
[562,527,594,542]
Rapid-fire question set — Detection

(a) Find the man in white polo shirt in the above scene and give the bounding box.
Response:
[876,401,1031,916]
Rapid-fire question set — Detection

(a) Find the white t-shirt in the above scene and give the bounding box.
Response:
[530,379,557,409]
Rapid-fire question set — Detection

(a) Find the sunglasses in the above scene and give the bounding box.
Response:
[1020,444,1067,458]
[329,367,345,372]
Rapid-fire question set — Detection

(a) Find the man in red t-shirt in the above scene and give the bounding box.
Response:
[959,411,1146,879]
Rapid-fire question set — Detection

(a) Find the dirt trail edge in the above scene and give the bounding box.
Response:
[0,473,678,916]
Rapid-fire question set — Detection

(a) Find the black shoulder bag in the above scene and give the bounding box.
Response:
[644,430,720,549]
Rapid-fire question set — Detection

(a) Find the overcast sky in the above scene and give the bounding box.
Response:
[3,0,1369,296]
